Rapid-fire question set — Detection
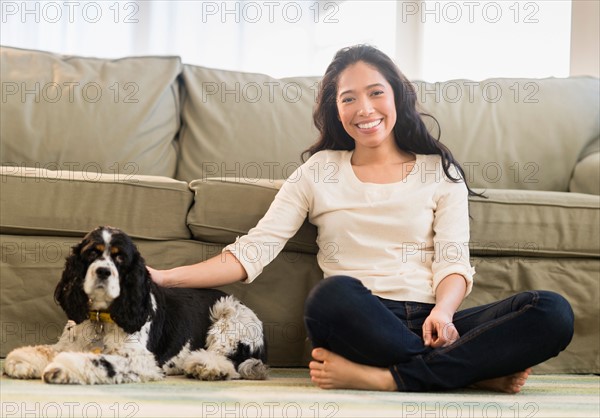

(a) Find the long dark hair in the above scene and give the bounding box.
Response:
[303,44,483,197]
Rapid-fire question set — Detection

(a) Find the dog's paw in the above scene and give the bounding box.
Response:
[42,362,84,385]
[183,350,239,381]
[238,358,269,380]
[3,346,56,379]
[4,357,42,380]
[184,363,229,381]
[41,352,91,384]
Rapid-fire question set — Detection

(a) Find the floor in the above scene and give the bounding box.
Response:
[1,366,599,417]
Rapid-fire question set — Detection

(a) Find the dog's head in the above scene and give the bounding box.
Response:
[54,226,152,333]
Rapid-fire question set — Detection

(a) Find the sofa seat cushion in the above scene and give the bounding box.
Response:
[188,178,599,258]
[0,166,192,240]
[187,178,318,253]
[0,46,182,178]
[469,189,599,257]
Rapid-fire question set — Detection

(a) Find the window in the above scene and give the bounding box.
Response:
[0,0,397,78]
[0,1,574,80]
[418,0,572,81]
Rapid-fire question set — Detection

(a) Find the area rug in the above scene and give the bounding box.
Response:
[1,366,598,417]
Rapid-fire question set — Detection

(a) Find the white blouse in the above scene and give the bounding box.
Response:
[225,150,475,303]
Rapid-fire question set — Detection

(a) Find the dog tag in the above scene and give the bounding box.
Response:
[89,323,104,354]
[90,347,102,354]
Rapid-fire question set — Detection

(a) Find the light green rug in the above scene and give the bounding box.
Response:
[1,367,598,417]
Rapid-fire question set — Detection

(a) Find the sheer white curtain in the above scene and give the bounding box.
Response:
[418,0,572,81]
[1,1,573,80]
[0,0,397,78]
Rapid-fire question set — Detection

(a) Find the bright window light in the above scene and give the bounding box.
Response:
[0,1,572,80]
[420,0,572,81]
[0,1,398,78]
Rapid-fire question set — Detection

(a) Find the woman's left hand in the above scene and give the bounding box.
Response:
[422,308,460,348]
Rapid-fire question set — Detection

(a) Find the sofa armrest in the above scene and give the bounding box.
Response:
[570,137,600,195]
[569,152,600,195]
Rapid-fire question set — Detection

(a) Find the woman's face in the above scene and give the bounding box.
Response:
[336,61,397,151]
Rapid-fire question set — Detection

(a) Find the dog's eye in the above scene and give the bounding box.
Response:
[86,250,100,261]
[114,254,125,263]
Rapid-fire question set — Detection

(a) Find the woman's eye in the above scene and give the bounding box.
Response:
[340,97,353,103]
[371,90,384,96]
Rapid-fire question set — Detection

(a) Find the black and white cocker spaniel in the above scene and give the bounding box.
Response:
[3,226,268,384]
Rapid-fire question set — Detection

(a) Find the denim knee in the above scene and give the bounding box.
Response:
[304,275,364,321]
[536,291,575,350]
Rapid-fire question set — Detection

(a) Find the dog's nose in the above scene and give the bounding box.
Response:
[96,267,111,280]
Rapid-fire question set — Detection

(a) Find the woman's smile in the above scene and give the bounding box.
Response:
[336,61,397,150]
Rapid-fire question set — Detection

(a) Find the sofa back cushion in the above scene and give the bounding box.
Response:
[414,77,600,191]
[179,67,598,193]
[177,65,320,183]
[0,46,182,178]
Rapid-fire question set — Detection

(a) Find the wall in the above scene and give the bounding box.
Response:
[570,0,599,77]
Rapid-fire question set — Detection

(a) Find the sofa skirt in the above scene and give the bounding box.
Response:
[1,234,597,373]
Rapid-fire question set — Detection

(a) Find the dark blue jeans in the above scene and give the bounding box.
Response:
[304,276,574,392]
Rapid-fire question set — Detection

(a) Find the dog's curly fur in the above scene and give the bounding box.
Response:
[3,226,268,384]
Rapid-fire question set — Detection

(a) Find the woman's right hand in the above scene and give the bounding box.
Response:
[147,266,168,287]
[144,252,247,289]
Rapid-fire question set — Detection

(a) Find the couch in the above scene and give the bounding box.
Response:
[1,45,598,374]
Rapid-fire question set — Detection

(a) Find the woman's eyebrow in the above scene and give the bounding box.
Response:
[339,83,386,97]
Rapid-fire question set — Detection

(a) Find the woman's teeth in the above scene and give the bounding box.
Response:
[357,119,382,129]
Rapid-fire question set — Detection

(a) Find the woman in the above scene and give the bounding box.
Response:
[149,45,574,393]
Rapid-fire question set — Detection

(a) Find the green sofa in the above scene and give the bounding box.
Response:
[1,45,598,374]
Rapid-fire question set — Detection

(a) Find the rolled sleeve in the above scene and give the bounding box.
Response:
[222,166,310,284]
[432,264,475,297]
[223,236,264,283]
[431,168,476,297]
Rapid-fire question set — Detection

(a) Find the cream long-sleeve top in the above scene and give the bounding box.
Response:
[224,150,475,304]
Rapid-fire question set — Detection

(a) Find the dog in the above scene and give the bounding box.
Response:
[3,226,268,384]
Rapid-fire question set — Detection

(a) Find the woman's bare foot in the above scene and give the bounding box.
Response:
[472,368,532,393]
[309,348,397,391]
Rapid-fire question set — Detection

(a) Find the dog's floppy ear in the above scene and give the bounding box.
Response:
[54,240,89,324]
[110,247,152,333]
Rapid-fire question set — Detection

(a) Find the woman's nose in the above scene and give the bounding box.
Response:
[357,99,374,116]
